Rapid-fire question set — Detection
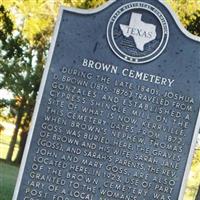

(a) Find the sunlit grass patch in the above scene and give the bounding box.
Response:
[0,120,19,161]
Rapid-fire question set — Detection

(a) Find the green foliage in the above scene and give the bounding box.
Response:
[0,4,47,163]
[1,0,108,45]
[187,11,200,36]
[167,0,200,36]
[81,0,107,8]
[0,7,40,120]
[184,149,200,200]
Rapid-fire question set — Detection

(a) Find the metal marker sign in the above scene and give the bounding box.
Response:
[13,0,200,200]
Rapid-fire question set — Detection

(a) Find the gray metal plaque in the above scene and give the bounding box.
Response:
[13,0,200,200]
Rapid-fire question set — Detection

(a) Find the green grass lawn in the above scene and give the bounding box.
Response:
[0,161,19,200]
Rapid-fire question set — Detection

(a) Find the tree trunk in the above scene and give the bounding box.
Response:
[195,185,200,200]
[6,107,23,163]
[14,130,28,164]
[14,102,33,165]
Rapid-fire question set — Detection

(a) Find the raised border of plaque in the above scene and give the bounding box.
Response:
[12,1,200,200]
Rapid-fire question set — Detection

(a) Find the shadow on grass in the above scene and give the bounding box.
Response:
[0,160,19,200]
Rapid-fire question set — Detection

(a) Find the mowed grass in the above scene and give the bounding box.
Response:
[0,161,19,200]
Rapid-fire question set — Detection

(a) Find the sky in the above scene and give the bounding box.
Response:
[0,89,13,100]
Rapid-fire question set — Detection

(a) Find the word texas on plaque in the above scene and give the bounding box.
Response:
[13,0,200,200]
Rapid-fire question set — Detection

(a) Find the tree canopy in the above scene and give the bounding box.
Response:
[167,0,200,36]
[1,0,199,46]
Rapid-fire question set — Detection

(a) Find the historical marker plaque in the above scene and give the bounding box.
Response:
[13,0,200,200]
